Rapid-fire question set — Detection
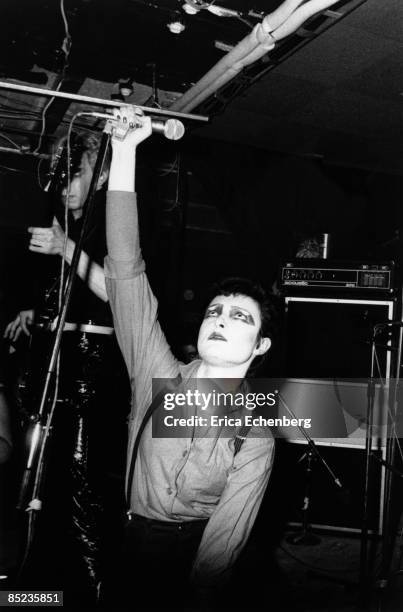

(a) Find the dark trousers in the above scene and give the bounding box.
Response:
[102,514,207,610]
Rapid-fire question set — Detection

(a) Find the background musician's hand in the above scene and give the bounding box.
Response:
[28,218,65,256]
[110,106,152,150]
[4,309,35,341]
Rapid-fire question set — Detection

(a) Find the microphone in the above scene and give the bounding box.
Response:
[150,118,185,140]
[87,112,185,140]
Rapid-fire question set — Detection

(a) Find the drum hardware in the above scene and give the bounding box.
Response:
[75,381,96,402]
[50,317,114,335]
[78,334,90,352]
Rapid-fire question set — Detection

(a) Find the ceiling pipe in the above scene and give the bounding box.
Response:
[171,0,341,113]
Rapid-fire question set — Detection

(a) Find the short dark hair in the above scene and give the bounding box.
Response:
[205,277,276,341]
[203,277,278,375]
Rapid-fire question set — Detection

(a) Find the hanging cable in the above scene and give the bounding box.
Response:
[158,154,179,176]
[0,132,22,151]
[36,157,45,190]
[33,0,72,154]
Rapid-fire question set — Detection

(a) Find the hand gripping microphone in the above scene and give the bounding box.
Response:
[88,112,185,140]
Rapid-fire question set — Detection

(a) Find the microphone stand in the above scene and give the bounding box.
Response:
[358,320,403,608]
[16,123,112,574]
[377,318,403,589]
[358,330,377,607]
[361,317,403,607]
[287,442,321,546]
[278,392,345,546]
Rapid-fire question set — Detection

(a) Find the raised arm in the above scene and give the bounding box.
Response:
[104,109,179,410]
[106,110,152,261]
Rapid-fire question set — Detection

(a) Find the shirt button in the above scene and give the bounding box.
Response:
[167,487,172,495]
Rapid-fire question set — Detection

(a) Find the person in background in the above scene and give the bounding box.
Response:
[4,132,129,606]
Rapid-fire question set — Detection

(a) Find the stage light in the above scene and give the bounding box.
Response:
[167,19,186,34]
[182,2,199,15]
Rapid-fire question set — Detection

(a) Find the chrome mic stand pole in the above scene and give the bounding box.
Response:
[287,443,321,546]
[0,81,209,123]
[359,331,377,608]
[376,304,403,593]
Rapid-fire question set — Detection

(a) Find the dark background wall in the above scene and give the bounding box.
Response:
[1,136,402,351]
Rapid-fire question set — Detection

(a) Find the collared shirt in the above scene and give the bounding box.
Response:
[104,191,275,586]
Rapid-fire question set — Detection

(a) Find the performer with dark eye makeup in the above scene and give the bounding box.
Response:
[103,107,277,611]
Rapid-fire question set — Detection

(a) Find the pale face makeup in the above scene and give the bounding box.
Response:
[197,294,264,369]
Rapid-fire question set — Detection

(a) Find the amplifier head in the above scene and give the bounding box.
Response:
[279,259,395,297]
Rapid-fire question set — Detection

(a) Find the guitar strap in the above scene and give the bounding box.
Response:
[126,374,182,506]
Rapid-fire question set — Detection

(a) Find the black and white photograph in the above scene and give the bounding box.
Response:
[0,1,403,610]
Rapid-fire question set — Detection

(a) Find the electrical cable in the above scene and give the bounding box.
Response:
[59,0,71,43]
[33,0,72,154]
[0,132,21,151]
[158,154,179,176]
[0,165,33,175]
[36,157,45,190]
[162,153,181,212]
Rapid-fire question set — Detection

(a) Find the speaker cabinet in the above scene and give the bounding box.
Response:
[284,297,394,380]
[279,296,395,533]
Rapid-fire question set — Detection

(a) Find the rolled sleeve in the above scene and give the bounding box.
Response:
[191,435,275,587]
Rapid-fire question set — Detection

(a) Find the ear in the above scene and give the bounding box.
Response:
[96,170,109,190]
[253,336,271,356]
